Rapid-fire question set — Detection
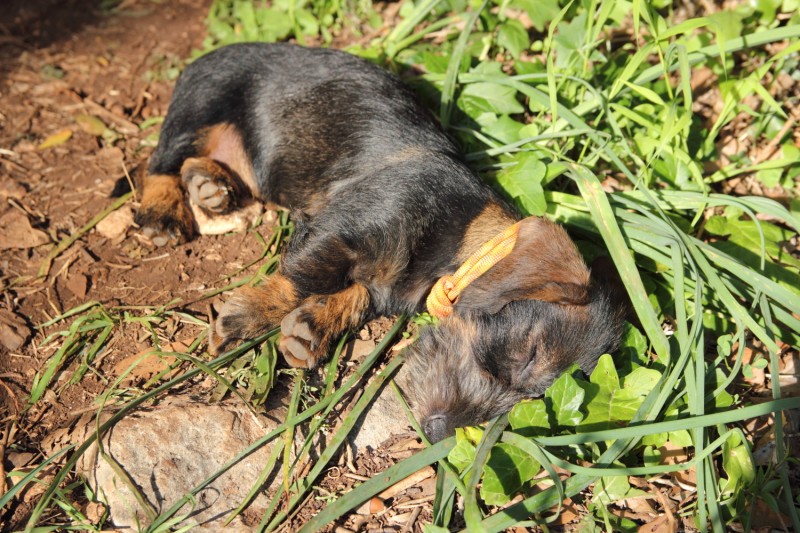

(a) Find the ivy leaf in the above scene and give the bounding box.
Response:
[619,322,649,366]
[497,19,529,59]
[459,82,525,115]
[448,428,477,472]
[721,433,755,494]
[480,443,541,505]
[508,0,560,31]
[545,372,585,427]
[593,475,647,504]
[508,399,549,435]
[496,153,547,216]
[477,113,524,144]
[621,366,662,396]
[578,354,661,430]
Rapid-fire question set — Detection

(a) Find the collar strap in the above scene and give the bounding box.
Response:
[426,220,522,319]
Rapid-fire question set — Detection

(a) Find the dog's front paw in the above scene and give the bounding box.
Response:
[136,174,195,246]
[135,204,194,247]
[182,158,237,214]
[212,294,259,353]
[278,298,329,369]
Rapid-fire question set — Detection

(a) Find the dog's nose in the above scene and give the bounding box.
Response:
[422,415,451,443]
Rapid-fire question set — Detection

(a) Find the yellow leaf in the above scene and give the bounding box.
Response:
[38,129,73,150]
[75,114,107,136]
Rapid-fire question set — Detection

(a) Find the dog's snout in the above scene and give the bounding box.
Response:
[422,415,451,443]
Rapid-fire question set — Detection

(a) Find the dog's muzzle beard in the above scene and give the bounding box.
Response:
[405,320,527,443]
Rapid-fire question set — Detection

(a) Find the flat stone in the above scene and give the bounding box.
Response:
[350,363,414,451]
[78,397,285,531]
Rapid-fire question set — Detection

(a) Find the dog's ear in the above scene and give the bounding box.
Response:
[456,217,590,314]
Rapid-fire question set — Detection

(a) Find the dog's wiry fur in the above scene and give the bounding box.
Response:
[135,43,626,441]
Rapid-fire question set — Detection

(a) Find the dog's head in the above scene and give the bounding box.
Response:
[406,217,626,442]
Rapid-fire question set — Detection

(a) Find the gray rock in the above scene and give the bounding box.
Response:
[78,397,285,531]
[351,362,415,451]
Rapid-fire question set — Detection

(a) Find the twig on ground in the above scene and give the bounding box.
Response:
[38,191,133,278]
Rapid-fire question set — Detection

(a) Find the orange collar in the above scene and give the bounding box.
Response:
[425,221,521,319]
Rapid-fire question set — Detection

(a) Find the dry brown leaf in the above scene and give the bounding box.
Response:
[75,114,107,136]
[0,309,31,351]
[38,128,73,149]
[750,497,792,529]
[638,512,678,533]
[113,341,190,383]
[95,146,125,175]
[65,273,89,299]
[96,205,134,242]
[547,497,581,526]
[0,210,49,250]
[658,442,696,487]
[378,466,435,499]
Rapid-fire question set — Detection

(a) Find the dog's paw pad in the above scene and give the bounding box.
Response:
[183,164,235,214]
[279,304,325,368]
[135,209,192,247]
[278,336,315,368]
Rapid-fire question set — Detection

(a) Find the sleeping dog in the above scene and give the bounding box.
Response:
[135,43,624,442]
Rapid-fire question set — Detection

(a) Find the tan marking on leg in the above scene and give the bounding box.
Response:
[199,123,258,196]
[136,173,195,244]
[313,283,371,336]
[211,273,300,354]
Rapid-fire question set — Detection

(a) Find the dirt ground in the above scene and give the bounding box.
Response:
[0,0,248,429]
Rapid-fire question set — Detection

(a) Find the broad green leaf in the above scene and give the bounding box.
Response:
[643,446,661,466]
[709,10,743,44]
[619,322,649,365]
[667,430,693,447]
[480,443,541,505]
[508,399,549,435]
[508,0,559,31]
[496,153,547,215]
[578,354,660,430]
[459,82,525,115]
[722,434,755,493]
[593,475,646,504]
[545,372,585,426]
[497,19,529,59]
[590,353,620,396]
[621,367,662,396]
[477,113,524,144]
[448,432,477,472]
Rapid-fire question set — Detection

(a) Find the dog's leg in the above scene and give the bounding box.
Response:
[181,157,248,215]
[135,173,195,246]
[279,283,370,368]
[214,222,371,366]
[211,273,300,354]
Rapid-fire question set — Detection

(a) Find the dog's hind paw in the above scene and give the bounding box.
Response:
[182,157,238,214]
[278,300,328,369]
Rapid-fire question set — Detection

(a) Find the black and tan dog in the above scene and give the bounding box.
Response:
[135,43,624,442]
